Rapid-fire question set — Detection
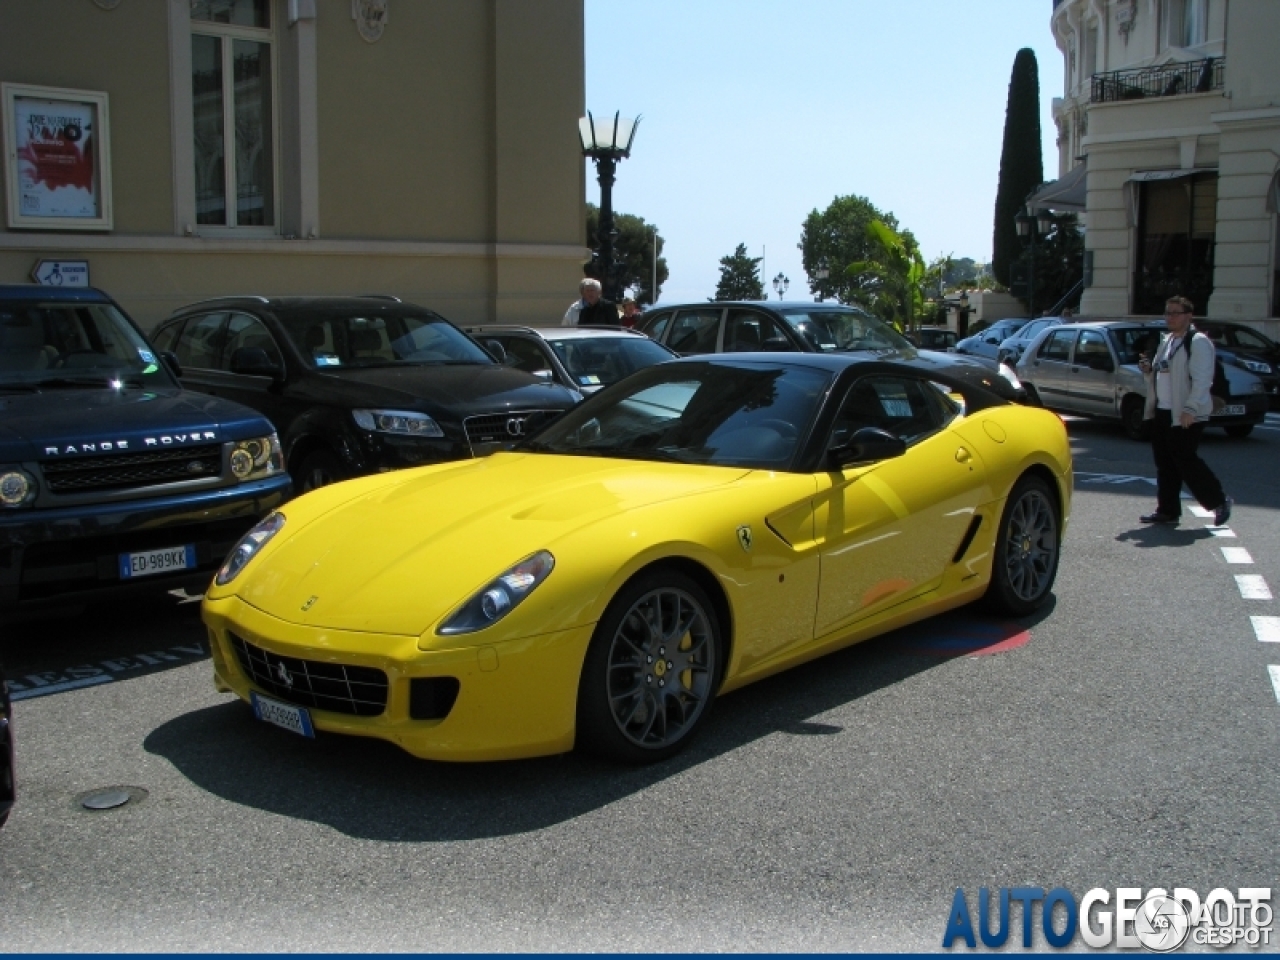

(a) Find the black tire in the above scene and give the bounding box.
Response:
[983,474,1060,617]
[1224,424,1253,439]
[576,569,723,764]
[292,448,349,493]
[1121,394,1152,441]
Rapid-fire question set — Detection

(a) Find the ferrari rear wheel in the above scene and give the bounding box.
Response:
[577,570,722,764]
[984,474,1060,617]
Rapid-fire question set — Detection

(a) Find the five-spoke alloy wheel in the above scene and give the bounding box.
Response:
[984,474,1060,617]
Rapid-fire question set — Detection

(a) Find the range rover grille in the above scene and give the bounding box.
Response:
[40,443,224,493]
[230,633,388,717]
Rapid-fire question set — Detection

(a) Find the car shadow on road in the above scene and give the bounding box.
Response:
[144,603,1055,843]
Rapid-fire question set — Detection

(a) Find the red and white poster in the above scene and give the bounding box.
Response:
[14,96,100,219]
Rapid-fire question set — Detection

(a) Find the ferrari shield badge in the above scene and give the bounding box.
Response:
[737,525,752,553]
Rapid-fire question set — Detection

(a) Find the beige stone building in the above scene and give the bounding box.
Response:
[1047,0,1280,336]
[0,0,587,332]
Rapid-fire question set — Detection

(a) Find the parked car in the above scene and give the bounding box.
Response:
[1195,320,1280,408]
[905,327,958,351]
[955,318,1032,361]
[635,301,1024,401]
[203,351,1070,763]
[996,316,1065,366]
[464,324,677,395]
[0,661,11,829]
[153,297,582,492]
[0,285,291,614]
[1015,319,1269,439]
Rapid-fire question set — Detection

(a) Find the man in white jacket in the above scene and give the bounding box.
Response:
[1137,295,1232,526]
[562,278,617,326]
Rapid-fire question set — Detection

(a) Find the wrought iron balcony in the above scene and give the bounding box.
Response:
[1091,57,1223,103]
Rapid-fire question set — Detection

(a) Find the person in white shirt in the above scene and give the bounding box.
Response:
[562,278,617,326]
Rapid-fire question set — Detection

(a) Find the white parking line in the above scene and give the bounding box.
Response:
[1252,617,1280,643]
[1270,666,1280,702]
[1221,547,1254,564]
[1236,575,1274,600]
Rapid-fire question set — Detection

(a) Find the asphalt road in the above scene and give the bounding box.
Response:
[1,413,1278,951]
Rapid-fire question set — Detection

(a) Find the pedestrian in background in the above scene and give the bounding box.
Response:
[620,297,643,328]
[1137,295,1232,527]
[562,278,617,326]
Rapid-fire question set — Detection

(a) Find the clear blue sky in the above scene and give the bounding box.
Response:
[584,1,1064,305]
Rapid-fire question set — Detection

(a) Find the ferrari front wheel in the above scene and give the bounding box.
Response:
[576,570,722,764]
[984,474,1060,617]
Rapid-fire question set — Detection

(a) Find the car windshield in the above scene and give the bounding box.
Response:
[546,335,674,389]
[1015,319,1054,342]
[1109,326,1165,364]
[276,310,494,368]
[522,360,833,470]
[0,298,175,390]
[778,308,912,353]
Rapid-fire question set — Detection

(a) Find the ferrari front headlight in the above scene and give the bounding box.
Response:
[437,551,555,635]
[352,409,444,437]
[215,512,286,586]
[230,433,284,481]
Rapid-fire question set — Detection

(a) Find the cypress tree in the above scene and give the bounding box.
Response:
[991,48,1044,288]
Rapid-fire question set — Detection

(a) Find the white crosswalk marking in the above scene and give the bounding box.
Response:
[1237,575,1274,600]
[1221,547,1253,564]
[1189,506,1214,519]
[1252,617,1280,643]
[1209,527,1237,538]
[1270,666,1280,703]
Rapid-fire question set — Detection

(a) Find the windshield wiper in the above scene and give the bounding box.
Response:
[0,383,41,393]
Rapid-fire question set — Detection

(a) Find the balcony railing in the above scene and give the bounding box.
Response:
[1091,58,1223,103]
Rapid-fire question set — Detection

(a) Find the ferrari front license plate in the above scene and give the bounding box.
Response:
[1213,404,1246,417]
[118,544,197,579]
[250,691,315,738]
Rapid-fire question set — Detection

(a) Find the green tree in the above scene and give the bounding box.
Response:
[992,48,1044,288]
[585,204,668,305]
[712,243,765,301]
[799,195,910,304]
[845,220,927,331]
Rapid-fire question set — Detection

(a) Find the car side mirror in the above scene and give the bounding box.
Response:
[229,346,282,379]
[827,427,907,468]
[483,339,507,363]
[1086,355,1114,372]
[159,350,183,378]
[531,369,554,381]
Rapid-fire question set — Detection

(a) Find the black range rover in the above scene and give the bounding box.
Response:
[153,297,582,491]
[0,285,291,613]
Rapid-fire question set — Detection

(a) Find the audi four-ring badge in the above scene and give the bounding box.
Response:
[152,296,583,494]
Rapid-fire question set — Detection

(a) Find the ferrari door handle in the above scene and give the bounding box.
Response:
[955,447,972,464]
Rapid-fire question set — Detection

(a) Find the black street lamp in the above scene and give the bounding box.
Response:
[1015,205,1056,315]
[579,111,640,303]
[772,272,789,300]
[813,262,829,302]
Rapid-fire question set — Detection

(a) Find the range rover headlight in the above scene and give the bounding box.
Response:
[352,409,444,437]
[438,551,554,635]
[230,433,284,481]
[215,512,286,586]
[0,469,36,508]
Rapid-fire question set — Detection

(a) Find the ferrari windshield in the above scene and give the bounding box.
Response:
[0,298,175,390]
[523,360,833,469]
[276,310,494,368]
[779,307,913,353]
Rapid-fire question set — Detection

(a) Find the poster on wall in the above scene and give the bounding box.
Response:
[3,83,113,230]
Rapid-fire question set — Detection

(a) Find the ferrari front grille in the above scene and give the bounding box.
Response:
[230,633,388,717]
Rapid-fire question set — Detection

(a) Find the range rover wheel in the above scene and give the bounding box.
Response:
[576,570,722,764]
[984,474,1060,617]
[1223,424,1253,439]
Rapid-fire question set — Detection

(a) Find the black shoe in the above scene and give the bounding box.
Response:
[1213,496,1233,527]
[1140,512,1180,524]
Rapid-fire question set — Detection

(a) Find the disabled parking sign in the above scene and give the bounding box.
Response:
[31,259,89,287]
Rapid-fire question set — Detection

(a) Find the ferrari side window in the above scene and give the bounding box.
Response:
[830,376,943,448]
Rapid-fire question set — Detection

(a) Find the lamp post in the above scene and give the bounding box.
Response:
[957,290,971,338]
[1014,205,1055,316]
[813,262,829,302]
[650,225,659,307]
[772,272,789,300]
[579,111,640,303]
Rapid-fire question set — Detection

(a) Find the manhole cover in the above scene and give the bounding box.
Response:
[75,785,148,811]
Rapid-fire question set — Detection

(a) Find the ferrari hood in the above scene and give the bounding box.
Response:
[233,452,749,635]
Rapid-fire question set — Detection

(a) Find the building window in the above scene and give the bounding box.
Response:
[191,0,275,228]
[1134,173,1217,315]
[1161,0,1209,50]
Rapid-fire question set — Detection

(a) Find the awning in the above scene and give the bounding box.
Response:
[1028,162,1087,212]
[1127,168,1214,183]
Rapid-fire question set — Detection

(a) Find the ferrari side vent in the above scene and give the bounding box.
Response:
[409,677,461,720]
[951,515,984,564]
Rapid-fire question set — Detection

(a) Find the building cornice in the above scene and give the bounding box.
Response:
[1209,106,1280,128]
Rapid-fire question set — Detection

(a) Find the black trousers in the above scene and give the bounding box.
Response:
[1151,408,1225,516]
